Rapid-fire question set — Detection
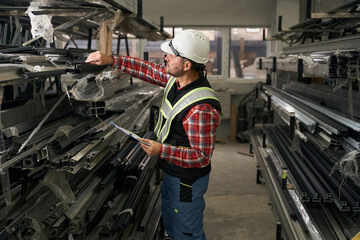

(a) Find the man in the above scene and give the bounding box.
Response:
[86,29,222,240]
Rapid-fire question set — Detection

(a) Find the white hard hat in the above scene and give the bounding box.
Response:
[161,29,210,64]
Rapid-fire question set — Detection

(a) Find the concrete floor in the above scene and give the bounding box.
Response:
[204,142,277,240]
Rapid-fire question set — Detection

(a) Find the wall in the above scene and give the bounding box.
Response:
[143,0,275,27]
[267,0,300,56]
[210,78,265,142]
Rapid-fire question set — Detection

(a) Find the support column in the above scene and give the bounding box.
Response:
[99,21,113,55]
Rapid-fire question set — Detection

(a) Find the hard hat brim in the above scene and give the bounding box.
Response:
[160,41,174,55]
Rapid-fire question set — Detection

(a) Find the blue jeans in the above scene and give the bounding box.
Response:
[162,172,209,240]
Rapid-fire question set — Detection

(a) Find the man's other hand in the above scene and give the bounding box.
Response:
[140,139,161,157]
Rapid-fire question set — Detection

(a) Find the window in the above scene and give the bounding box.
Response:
[229,28,267,79]
[143,39,166,64]
[112,35,140,58]
[144,28,224,76]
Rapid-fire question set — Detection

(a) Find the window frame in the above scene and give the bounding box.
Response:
[136,27,267,82]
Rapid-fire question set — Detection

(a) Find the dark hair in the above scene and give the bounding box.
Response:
[183,58,207,77]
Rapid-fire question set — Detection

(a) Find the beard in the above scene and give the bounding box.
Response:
[166,65,185,78]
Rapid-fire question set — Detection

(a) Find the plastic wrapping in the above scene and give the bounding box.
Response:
[333,78,348,91]
[48,125,73,142]
[300,55,330,78]
[270,55,331,78]
[290,132,303,157]
[330,150,360,188]
[71,67,131,102]
[0,63,38,72]
[13,55,47,64]
[288,190,322,240]
[105,85,162,112]
[277,55,298,72]
[26,0,54,43]
[42,170,75,209]
[21,217,47,240]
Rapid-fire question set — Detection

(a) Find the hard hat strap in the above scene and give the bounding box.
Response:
[169,40,181,57]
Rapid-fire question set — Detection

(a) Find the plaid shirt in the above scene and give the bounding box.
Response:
[113,55,221,168]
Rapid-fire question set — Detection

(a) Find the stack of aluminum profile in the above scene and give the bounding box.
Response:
[255,84,360,239]
[261,50,360,80]
[0,45,163,239]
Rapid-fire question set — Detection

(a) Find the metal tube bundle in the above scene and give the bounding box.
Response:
[263,125,360,211]
[111,131,158,234]
[111,154,157,234]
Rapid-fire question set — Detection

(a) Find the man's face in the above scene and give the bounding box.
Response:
[164,54,186,77]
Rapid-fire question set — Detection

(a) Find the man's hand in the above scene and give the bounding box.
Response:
[140,139,161,157]
[85,51,113,65]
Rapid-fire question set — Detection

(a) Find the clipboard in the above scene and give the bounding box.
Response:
[109,121,150,146]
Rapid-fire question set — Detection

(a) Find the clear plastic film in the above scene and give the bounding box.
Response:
[288,190,322,240]
[105,85,162,112]
[25,0,55,43]
[41,170,75,209]
[290,133,303,157]
[330,150,360,188]
[48,125,73,143]
[71,67,131,102]
[300,55,330,78]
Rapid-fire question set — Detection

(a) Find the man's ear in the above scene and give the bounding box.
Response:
[183,60,191,71]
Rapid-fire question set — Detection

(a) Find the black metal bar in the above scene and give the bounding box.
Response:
[125,35,130,56]
[297,58,303,78]
[276,222,282,240]
[267,95,271,111]
[262,133,266,148]
[112,155,156,233]
[64,41,70,49]
[262,29,266,41]
[265,126,319,200]
[150,106,158,131]
[281,168,288,189]
[137,0,142,19]
[278,16,282,32]
[160,16,164,33]
[50,37,56,48]
[87,28,92,50]
[256,167,262,184]
[259,58,262,70]
[143,51,148,61]
[289,113,295,140]
[0,46,34,53]
[306,0,312,19]
[22,69,68,79]
[272,57,277,73]
[117,32,121,54]
[55,76,62,95]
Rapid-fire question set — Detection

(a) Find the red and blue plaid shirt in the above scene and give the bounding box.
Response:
[113,55,221,168]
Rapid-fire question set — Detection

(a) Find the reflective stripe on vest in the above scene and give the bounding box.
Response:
[154,76,220,143]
